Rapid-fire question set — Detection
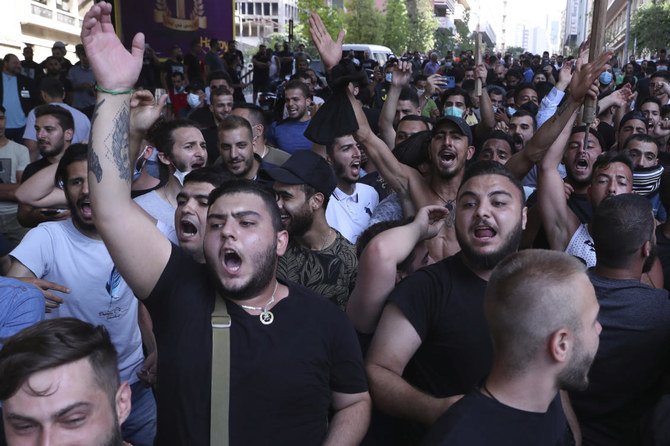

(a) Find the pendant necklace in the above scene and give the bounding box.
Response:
[240,281,278,325]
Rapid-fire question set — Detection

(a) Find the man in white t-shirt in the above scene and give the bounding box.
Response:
[0,105,30,246]
[22,77,90,160]
[325,134,379,243]
[6,145,157,446]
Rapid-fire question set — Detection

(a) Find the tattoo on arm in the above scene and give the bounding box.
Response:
[106,106,131,182]
[87,99,105,183]
[89,150,103,183]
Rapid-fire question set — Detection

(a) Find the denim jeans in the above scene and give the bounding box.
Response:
[121,381,157,446]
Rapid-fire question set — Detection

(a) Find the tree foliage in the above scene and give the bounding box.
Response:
[506,46,525,56]
[406,0,438,52]
[344,0,384,44]
[382,0,410,54]
[434,27,458,54]
[296,0,345,45]
[630,1,670,56]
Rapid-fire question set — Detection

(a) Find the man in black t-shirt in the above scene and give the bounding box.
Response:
[366,161,528,443]
[570,194,670,446]
[82,5,371,445]
[423,249,599,446]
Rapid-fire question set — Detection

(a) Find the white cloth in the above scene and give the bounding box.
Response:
[134,190,178,244]
[0,140,30,214]
[22,102,91,144]
[326,183,379,244]
[10,219,144,383]
[566,223,596,268]
[536,87,565,128]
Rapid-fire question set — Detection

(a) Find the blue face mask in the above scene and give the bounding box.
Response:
[507,106,516,117]
[385,72,393,83]
[444,106,464,118]
[599,71,613,85]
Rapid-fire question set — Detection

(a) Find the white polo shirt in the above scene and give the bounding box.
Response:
[326,183,379,244]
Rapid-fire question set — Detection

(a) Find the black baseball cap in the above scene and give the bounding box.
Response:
[264,150,337,197]
[433,116,473,145]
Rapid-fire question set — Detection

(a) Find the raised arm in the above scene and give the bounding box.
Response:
[82,1,171,299]
[506,51,611,181]
[378,61,412,148]
[346,205,447,334]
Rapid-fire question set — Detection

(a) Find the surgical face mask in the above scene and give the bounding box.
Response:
[507,106,516,117]
[133,145,150,181]
[599,71,613,85]
[173,168,189,186]
[416,88,425,97]
[187,93,201,108]
[443,106,464,118]
[175,85,185,93]
[385,72,393,83]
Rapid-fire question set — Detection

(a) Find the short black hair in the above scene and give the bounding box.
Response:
[0,318,119,403]
[284,79,311,99]
[442,87,472,108]
[592,193,654,268]
[511,109,538,131]
[592,151,634,177]
[460,160,526,202]
[570,125,606,151]
[34,104,74,133]
[39,77,65,98]
[55,143,88,187]
[208,179,282,232]
[150,119,201,157]
[207,70,232,86]
[399,86,420,109]
[623,133,659,152]
[184,166,233,188]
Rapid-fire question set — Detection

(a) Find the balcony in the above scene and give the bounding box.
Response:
[21,0,83,43]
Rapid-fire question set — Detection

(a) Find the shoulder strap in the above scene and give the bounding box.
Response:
[211,294,231,446]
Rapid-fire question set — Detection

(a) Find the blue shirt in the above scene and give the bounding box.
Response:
[0,277,44,346]
[2,73,26,129]
[268,119,312,155]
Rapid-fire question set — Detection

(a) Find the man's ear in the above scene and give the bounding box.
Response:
[276,229,289,256]
[310,192,325,210]
[64,128,74,144]
[115,381,132,425]
[156,151,172,167]
[548,328,571,364]
[466,144,476,160]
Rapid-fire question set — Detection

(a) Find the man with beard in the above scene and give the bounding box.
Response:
[308,11,609,260]
[613,111,648,151]
[1,53,38,143]
[570,194,670,446]
[423,250,600,446]
[17,104,74,228]
[538,122,633,267]
[0,319,132,446]
[267,150,358,309]
[6,144,157,445]
[366,161,528,444]
[324,133,379,244]
[623,134,666,219]
[268,80,313,155]
[216,115,264,180]
[508,110,536,154]
[82,4,371,444]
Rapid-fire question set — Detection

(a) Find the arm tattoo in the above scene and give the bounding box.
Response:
[106,106,131,182]
[88,99,105,183]
[88,150,103,183]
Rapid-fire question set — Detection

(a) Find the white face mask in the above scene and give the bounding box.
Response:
[187,93,201,108]
[173,168,189,186]
[416,88,425,97]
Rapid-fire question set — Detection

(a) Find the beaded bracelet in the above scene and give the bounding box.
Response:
[95,85,133,95]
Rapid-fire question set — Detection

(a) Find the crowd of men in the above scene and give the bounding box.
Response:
[2,1,670,445]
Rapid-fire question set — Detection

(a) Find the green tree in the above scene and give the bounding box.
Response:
[630,0,670,55]
[383,0,410,54]
[296,0,345,46]
[406,0,438,52]
[344,0,384,43]
[452,10,474,53]
[434,27,457,54]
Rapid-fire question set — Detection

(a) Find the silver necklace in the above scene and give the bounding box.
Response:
[240,281,278,325]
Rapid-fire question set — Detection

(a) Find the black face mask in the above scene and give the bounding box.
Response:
[520,101,539,117]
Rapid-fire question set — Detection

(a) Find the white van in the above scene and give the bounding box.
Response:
[342,44,394,67]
